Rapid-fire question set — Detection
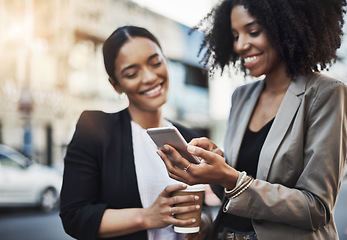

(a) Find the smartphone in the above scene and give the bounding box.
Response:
[146,126,200,164]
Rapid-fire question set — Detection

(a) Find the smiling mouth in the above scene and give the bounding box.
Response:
[244,55,260,64]
[141,82,164,96]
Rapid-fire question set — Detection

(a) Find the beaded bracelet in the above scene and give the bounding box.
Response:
[224,174,254,199]
[228,176,254,199]
[224,171,247,196]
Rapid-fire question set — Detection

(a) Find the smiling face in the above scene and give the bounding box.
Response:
[231,5,285,78]
[111,37,169,113]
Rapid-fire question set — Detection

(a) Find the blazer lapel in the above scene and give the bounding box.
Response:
[230,81,264,167]
[256,75,307,180]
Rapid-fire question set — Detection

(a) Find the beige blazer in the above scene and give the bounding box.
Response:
[223,72,347,239]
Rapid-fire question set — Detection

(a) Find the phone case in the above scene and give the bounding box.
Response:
[146,127,200,163]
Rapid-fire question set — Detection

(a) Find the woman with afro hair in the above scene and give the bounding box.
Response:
[158,0,347,239]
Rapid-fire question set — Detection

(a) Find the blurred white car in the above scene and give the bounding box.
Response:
[0,144,62,212]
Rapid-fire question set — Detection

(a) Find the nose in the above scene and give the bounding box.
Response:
[234,35,250,53]
[142,67,157,83]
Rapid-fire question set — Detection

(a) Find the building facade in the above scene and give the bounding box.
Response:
[0,0,210,165]
[1,0,346,166]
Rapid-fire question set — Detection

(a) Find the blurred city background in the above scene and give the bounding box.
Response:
[0,0,346,239]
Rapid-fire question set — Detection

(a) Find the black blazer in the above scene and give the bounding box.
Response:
[60,108,199,240]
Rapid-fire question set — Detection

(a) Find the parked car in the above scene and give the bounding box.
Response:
[0,144,62,212]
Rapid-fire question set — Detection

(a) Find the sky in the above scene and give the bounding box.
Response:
[130,0,216,27]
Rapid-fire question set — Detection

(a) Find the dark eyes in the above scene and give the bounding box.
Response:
[250,31,260,37]
[124,60,162,79]
[125,73,137,79]
[150,55,163,67]
[232,30,261,41]
[151,60,162,67]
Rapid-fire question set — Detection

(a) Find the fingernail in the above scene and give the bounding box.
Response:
[156,151,162,157]
[187,145,196,153]
[163,145,170,151]
[196,205,200,209]
[194,196,199,200]
[192,218,196,223]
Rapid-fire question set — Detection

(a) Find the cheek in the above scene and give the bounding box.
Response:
[268,49,281,65]
[118,79,140,93]
[158,66,169,82]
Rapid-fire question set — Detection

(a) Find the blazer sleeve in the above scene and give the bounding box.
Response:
[60,111,107,240]
[224,80,347,230]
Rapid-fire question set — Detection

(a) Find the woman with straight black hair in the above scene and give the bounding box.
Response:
[60,26,203,240]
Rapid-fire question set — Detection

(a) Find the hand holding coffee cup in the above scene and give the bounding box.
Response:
[171,184,205,233]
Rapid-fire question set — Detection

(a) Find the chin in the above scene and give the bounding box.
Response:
[249,70,264,78]
[149,98,167,111]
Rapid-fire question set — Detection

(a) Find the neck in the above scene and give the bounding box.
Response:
[264,70,291,95]
[128,106,165,129]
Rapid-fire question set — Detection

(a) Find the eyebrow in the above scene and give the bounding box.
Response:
[121,64,136,74]
[231,20,259,31]
[244,21,259,28]
[120,53,160,74]
[148,53,160,61]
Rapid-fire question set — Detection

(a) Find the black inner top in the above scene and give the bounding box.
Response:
[220,118,274,232]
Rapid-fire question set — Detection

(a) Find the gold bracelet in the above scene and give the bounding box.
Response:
[225,176,254,199]
[229,176,254,199]
[224,171,247,195]
[225,176,251,198]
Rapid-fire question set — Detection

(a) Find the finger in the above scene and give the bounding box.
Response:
[170,203,200,216]
[158,148,203,185]
[157,150,191,182]
[189,138,223,156]
[170,193,200,206]
[212,147,224,157]
[187,145,221,164]
[172,217,198,228]
[189,137,215,151]
[157,149,186,174]
[161,183,188,197]
[161,145,192,171]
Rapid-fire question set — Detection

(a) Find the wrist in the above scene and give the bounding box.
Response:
[136,208,149,230]
[222,165,239,189]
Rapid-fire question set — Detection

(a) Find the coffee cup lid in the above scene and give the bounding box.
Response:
[181,184,205,192]
[174,226,200,233]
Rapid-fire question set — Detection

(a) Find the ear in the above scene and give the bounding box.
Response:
[108,77,123,94]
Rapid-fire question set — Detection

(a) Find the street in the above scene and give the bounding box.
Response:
[0,178,346,240]
[0,208,73,240]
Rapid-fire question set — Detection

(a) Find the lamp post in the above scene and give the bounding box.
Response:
[18,86,33,158]
[18,0,34,158]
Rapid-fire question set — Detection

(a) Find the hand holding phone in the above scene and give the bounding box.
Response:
[146,127,200,164]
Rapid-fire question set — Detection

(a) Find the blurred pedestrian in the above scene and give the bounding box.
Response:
[59,25,203,240]
[158,0,347,239]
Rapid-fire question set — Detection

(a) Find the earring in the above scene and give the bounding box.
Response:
[117,92,127,101]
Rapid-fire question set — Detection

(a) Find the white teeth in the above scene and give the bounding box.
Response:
[143,85,162,96]
[244,56,258,63]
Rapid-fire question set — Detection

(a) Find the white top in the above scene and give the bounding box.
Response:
[131,120,185,240]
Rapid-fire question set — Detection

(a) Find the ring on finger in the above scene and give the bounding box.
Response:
[169,207,174,216]
[183,163,191,171]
